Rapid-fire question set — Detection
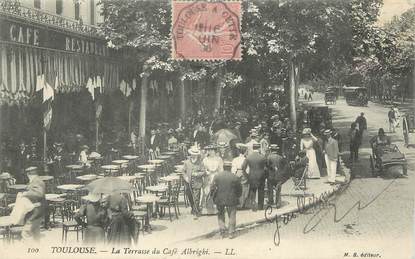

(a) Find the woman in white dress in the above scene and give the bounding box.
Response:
[300,128,321,179]
[201,145,223,215]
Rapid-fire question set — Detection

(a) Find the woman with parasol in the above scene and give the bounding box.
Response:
[85,177,138,245]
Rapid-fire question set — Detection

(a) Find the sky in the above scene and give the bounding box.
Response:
[377,0,415,25]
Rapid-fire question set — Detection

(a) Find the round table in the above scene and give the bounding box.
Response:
[146,184,168,195]
[138,165,156,171]
[45,193,65,201]
[65,164,84,170]
[162,151,177,156]
[7,184,27,191]
[122,155,139,160]
[160,175,180,182]
[112,160,129,165]
[157,155,171,160]
[56,184,84,192]
[76,174,98,182]
[148,159,165,165]
[118,175,140,182]
[101,165,119,175]
[39,175,54,181]
[136,194,160,231]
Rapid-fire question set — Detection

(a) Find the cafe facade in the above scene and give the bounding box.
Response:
[0,2,133,163]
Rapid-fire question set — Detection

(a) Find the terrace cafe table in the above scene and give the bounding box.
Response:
[101,165,119,176]
[112,160,129,167]
[145,184,168,196]
[7,184,27,192]
[122,155,139,161]
[76,174,99,182]
[136,194,160,231]
[160,175,180,183]
[57,184,84,192]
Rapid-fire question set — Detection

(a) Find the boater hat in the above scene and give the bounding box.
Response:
[223,161,232,169]
[269,144,279,151]
[25,166,38,175]
[323,129,332,135]
[302,128,311,135]
[188,146,201,156]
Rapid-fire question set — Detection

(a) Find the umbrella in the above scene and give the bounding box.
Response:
[213,128,239,144]
[85,177,132,194]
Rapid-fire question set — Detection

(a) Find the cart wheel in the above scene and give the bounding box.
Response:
[369,155,376,176]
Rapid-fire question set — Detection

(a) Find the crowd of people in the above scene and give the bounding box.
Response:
[3,87,348,242]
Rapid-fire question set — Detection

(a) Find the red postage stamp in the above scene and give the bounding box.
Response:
[172,1,242,61]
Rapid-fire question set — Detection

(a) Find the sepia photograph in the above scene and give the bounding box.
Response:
[0,0,414,258]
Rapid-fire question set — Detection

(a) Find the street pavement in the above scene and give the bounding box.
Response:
[186,94,414,259]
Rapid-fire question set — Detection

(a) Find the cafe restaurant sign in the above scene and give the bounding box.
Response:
[0,18,111,57]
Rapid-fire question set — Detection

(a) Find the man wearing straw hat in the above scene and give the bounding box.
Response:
[183,146,205,218]
[21,166,45,242]
[323,129,339,184]
[266,144,289,208]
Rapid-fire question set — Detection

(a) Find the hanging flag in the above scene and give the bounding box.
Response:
[125,82,131,97]
[36,74,44,92]
[132,78,137,90]
[119,79,126,95]
[86,77,94,100]
[96,75,102,93]
[44,101,52,131]
[43,80,54,103]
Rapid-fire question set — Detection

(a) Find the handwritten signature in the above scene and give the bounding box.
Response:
[265,178,397,246]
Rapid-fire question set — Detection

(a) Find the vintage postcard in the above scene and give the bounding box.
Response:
[0,0,414,259]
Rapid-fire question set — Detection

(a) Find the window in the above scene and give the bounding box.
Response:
[90,0,95,25]
[74,2,80,20]
[34,0,41,9]
[56,0,63,15]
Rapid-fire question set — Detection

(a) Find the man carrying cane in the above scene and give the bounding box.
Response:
[183,146,205,219]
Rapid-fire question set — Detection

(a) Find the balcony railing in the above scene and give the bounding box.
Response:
[0,0,102,38]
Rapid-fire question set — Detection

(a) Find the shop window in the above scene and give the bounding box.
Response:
[90,0,95,25]
[56,0,63,15]
[74,2,80,20]
[34,0,41,9]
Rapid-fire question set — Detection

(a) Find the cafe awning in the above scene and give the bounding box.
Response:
[0,42,122,105]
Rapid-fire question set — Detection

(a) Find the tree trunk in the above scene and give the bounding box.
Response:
[180,80,186,119]
[215,79,222,111]
[139,75,148,137]
[289,59,297,133]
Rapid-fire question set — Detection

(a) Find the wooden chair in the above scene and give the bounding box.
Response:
[157,183,180,221]
[61,200,83,243]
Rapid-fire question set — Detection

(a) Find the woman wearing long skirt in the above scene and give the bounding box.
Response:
[300,128,321,179]
[105,193,137,245]
[74,193,107,245]
[201,145,223,215]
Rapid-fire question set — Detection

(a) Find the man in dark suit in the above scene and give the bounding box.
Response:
[192,123,209,148]
[266,144,290,208]
[21,166,46,242]
[242,143,267,211]
[147,129,162,152]
[211,161,242,239]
